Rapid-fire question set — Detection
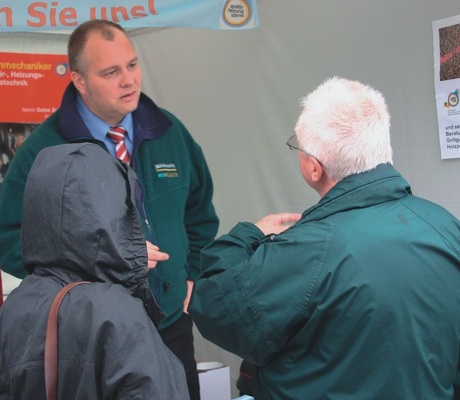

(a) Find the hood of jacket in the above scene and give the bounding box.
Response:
[21,142,164,324]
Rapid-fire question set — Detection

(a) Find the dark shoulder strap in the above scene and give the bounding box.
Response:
[0,271,3,307]
[45,281,90,400]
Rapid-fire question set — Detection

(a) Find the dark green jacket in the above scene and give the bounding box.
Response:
[190,163,460,399]
[0,83,219,329]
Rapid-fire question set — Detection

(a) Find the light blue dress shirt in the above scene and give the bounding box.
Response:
[76,95,134,157]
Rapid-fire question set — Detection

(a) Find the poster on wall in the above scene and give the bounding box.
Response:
[0,51,70,185]
[433,15,460,159]
[0,0,259,32]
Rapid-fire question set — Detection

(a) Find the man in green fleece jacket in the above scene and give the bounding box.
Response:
[0,19,218,400]
[190,77,460,399]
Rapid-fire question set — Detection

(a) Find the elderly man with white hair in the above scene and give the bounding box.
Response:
[190,77,460,400]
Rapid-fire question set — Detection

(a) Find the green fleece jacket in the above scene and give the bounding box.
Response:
[190,163,460,399]
[0,83,219,330]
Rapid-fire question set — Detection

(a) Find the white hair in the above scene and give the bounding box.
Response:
[295,77,393,181]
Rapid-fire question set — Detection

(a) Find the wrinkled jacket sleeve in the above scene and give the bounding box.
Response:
[190,221,312,366]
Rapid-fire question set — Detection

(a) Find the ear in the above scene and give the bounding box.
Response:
[71,71,86,95]
[310,157,325,183]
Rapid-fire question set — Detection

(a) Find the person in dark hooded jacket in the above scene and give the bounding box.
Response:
[0,143,189,399]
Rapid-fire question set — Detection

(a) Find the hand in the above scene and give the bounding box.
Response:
[146,240,169,269]
[255,212,302,235]
[183,280,194,314]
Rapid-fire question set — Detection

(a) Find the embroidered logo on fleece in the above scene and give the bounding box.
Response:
[155,163,178,178]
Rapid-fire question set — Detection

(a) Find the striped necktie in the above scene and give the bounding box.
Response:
[107,125,130,164]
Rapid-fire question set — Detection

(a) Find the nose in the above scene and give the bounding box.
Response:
[119,68,137,87]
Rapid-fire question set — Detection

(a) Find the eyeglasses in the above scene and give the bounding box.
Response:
[286,135,325,169]
[286,135,302,152]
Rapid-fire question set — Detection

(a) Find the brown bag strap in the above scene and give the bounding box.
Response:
[45,281,90,400]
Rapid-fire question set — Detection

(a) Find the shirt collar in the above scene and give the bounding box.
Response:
[76,95,134,143]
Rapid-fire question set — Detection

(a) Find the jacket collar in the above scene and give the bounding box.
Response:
[302,163,412,223]
[58,82,172,147]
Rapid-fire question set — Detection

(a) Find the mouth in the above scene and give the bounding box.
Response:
[120,90,138,102]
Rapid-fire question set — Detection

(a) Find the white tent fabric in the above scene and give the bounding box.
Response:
[2,0,460,395]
